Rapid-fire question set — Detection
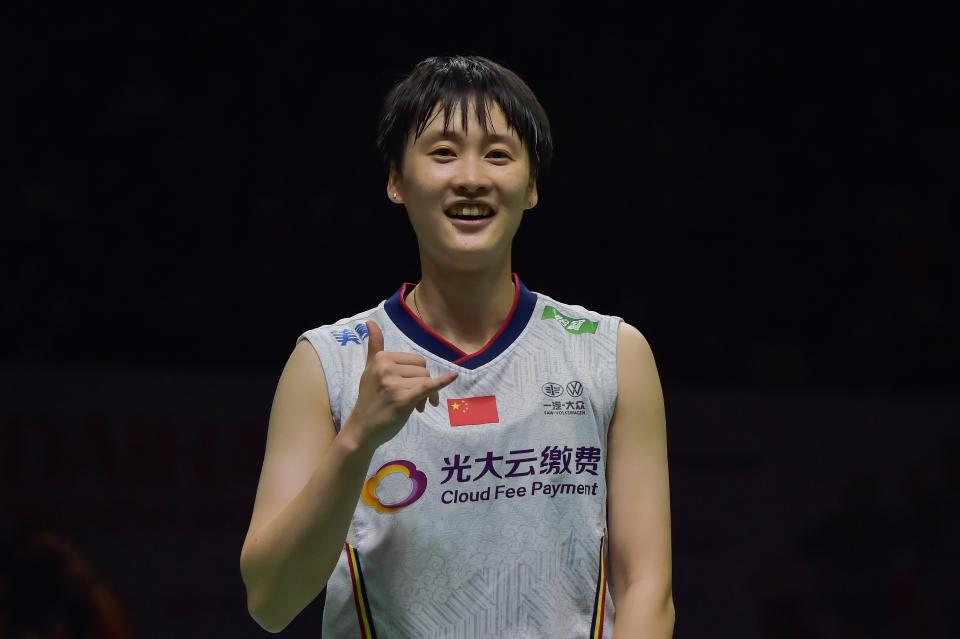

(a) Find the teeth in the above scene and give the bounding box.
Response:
[448,205,492,217]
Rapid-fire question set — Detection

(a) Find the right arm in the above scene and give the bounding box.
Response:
[239,339,375,633]
[239,320,456,633]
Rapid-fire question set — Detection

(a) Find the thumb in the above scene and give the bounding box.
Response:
[365,319,384,362]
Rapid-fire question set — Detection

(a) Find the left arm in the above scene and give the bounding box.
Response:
[607,322,675,638]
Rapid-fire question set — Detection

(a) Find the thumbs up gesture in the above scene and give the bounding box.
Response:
[342,319,458,450]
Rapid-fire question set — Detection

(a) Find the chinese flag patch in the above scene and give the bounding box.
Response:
[447,395,499,427]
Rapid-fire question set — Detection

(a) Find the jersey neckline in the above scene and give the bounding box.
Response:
[383,272,538,370]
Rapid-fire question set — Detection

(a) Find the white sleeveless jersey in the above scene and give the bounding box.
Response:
[297,273,622,639]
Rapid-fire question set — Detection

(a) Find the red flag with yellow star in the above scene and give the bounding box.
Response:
[446,395,499,427]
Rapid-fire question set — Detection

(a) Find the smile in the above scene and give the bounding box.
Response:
[445,214,496,229]
[444,204,496,219]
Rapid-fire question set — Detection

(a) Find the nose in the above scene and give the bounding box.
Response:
[451,152,492,194]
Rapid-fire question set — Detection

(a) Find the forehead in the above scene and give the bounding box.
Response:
[412,97,520,145]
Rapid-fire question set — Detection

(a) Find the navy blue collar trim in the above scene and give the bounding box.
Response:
[384,273,537,370]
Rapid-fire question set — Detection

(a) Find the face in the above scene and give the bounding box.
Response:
[387,96,538,272]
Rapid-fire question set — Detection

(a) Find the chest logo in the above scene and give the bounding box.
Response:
[447,395,500,427]
[541,379,588,415]
[360,460,428,514]
[542,382,563,397]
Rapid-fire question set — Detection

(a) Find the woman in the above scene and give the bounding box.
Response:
[240,54,674,638]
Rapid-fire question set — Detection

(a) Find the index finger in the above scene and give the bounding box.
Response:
[386,351,428,367]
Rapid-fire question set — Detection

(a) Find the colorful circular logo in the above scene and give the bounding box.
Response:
[360,460,428,514]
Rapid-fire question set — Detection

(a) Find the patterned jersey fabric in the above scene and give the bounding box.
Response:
[296,273,622,639]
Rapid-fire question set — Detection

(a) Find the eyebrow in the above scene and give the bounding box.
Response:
[421,130,518,146]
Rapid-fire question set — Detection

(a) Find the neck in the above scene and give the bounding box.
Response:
[411,256,517,350]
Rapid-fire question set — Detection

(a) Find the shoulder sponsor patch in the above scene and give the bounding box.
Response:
[541,305,599,334]
[328,322,370,346]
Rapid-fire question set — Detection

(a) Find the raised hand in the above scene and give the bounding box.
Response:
[342,319,458,450]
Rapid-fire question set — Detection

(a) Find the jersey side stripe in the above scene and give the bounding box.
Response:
[345,542,378,639]
[589,531,608,639]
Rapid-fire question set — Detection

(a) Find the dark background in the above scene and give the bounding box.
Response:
[5,3,957,638]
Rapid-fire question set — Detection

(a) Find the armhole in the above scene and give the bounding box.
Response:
[296,330,344,431]
[603,315,623,431]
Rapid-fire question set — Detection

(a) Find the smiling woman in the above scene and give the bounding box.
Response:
[386,92,539,284]
[239,55,674,639]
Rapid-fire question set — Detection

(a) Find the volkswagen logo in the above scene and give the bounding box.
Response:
[566,381,584,397]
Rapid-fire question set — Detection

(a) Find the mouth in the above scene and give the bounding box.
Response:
[444,203,497,230]
[444,203,497,220]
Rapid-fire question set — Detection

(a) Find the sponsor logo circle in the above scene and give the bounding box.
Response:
[361,460,428,514]
[566,381,584,397]
[542,382,564,397]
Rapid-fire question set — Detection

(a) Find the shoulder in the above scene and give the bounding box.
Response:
[530,289,621,336]
[617,322,654,357]
[292,302,385,422]
[297,303,385,351]
[617,322,656,375]
[615,321,662,399]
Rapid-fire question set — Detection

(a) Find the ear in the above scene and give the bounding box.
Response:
[524,177,539,211]
[387,163,402,203]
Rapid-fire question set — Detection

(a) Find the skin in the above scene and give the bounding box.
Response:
[387,96,675,636]
[605,324,676,637]
[241,93,673,636]
[387,96,537,353]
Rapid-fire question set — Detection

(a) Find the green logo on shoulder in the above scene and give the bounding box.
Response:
[541,306,599,334]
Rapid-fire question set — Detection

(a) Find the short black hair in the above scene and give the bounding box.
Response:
[376,55,553,187]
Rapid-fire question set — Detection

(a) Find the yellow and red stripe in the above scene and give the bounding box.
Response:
[588,530,608,639]
[345,541,378,639]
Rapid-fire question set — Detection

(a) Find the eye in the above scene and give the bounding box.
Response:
[429,148,511,160]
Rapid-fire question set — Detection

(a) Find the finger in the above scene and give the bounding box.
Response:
[413,372,458,401]
[390,364,433,379]
[433,371,459,390]
[396,372,457,404]
[429,390,439,407]
[365,320,384,363]
[416,398,427,413]
[388,352,428,366]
